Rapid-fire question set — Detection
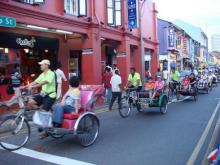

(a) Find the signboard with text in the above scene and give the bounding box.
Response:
[168,29,175,48]
[0,16,16,28]
[127,0,138,29]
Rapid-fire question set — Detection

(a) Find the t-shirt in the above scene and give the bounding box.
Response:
[163,70,169,80]
[11,70,21,87]
[64,88,80,107]
[182,77,190,86]
[155,80,165,90]
[55,69,67,84]
[110,74,122,92]
[35,69,56,98]
[170,71,180,82]
[144,82,155,90]
[128,72,142,87]
[103,72,112,88]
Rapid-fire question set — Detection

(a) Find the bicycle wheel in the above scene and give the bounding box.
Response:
[119,97,131,118]
[76,114,99,147]
[0,115,30,151]
[160,96,168,114]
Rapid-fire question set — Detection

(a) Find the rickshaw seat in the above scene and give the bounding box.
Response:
[63,90,94,120]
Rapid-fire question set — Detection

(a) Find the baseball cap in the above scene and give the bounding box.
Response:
[38,59,50,65]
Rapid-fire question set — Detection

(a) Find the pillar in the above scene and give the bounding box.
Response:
[81,28,102,84]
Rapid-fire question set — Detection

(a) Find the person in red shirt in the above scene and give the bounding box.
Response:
[182,75,190,91]
[103,67,113,103]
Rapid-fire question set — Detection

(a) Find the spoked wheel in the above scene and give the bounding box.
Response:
[0,115,30,151]
[160,97,168,114]
[119,97,131,118]
[76,114,99,147]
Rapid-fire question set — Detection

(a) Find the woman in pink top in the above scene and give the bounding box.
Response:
[151,76,165,102]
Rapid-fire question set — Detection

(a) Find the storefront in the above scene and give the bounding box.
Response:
[0,32,59,78]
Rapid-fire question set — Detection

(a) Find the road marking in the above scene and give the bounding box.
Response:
[187,100,220,165]
[0,143,95,165]
[201,116,220,165]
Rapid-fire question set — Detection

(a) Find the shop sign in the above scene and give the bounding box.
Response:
[16,37,36,48]
[82,48,93,55]
[127,0,138,29]
[117,52,126,57]
[168,29,175,48]
[0,16,16,28]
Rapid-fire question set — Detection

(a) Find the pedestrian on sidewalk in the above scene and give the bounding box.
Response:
[109,70,122,111]
[103,67,113,104]
[55,62,67,100]
[112,64,120,75]
[0,64,24,109]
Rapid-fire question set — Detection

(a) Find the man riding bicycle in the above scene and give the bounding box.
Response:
[170,67,180,89]
[126,67,142,91]
[22,59,56,112]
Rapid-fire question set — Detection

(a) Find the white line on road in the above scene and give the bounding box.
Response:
[187,100,220,165]
[0,143,95,165]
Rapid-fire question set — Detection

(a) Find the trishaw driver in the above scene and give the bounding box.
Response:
[22,59,56,111]
[170,67,180,88]
[127,67,142,91]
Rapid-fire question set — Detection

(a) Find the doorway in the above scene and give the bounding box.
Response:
[69,50,82,80]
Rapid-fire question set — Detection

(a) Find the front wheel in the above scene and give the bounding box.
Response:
[76,114,99,147]
[0,115,30,151]
[119,97,131,118]
[160,97,168,114]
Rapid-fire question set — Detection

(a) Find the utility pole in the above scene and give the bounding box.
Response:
[140,0,147,83]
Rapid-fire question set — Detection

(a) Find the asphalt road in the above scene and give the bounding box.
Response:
[1,86,220,165]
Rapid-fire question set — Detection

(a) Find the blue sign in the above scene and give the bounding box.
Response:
[127,0,138,29]
[168,29,174,48]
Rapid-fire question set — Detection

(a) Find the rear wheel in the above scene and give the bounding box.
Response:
[76,114,99,147]
[0,115,30,151]
[160,97,168,114]
[119,97,131,118]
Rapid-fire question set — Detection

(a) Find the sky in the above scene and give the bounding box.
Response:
[152,0,220,49]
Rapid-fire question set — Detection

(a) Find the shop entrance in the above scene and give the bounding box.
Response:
[105,46,116,66]
[69,50,82,80]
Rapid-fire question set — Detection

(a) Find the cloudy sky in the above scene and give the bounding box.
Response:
[152,0,220,49]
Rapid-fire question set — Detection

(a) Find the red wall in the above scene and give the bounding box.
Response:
[0,0,158,88]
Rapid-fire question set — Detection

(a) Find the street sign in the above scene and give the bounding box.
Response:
[0,16,16,28]
[127,0,138,29]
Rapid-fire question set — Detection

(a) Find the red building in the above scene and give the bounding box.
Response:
[0,0,158,90]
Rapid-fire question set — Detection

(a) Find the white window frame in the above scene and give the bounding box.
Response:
[16,0,44,4]
[107,0,122,26]
[64,0,87,17]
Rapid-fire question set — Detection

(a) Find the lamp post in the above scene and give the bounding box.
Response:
[139,0,147,83]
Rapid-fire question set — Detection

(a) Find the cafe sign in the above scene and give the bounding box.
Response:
[16,37,36,48]
[0,16,16,28]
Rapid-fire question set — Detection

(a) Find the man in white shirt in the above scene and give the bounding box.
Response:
[109,70,122,110]
[55,62,67,100]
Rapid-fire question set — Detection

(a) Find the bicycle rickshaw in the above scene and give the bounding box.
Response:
[119,82,168,118]
[197,78,210,94]
[0,85,104,151]
[178,82,198,101]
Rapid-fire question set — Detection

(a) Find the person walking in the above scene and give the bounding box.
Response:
[0,64,24,109]
[109,70,122,111]
[103,67,113,103]
[112,64,120,75]
[55,62,67,100]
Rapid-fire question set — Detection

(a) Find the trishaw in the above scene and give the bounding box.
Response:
[197,78,210,94]
[0,85,104,151]
[119,82,168,118]
[178,82,198,101]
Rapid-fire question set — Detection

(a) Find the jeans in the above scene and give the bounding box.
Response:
[105,87,112,103]
[52,104,75,124]
[6,87,24,108]
[109,92,122,109]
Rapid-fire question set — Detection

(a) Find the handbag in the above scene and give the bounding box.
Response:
[33,111,52,128]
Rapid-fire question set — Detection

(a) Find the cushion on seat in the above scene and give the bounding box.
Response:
[63,113,80,119]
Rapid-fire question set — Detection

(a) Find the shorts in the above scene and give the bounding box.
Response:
[33,94,55,111]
